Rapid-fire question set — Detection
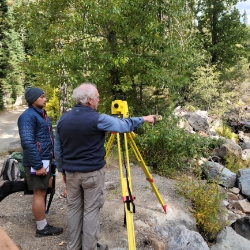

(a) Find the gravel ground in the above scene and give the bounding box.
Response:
[0,108,192,250]
[0,156,186,250]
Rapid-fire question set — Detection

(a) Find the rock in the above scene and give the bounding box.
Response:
[232,200,250,213]
[179,118,194,133]
[227,210,242,225]
[183,112,209,133]
[239,121,250,133]
[150,238,165,250]
[232,216,250,241]
[221,200,229,207]
[214,138,242,160]
[241,149,250,161]
[210,226,250,250]
[237,168,250,199]
[229,187,240,195]
[239,142,250,149]
[156,224,209,250]
[8,140,22,154]
[227,192,238,201]
[203,161,236,188]
[238,131,250,143]
[173,106,187,118]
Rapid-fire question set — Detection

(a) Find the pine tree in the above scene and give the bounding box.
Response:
[0,0,8,109]
[4,2,25,104]
[0,0,25,109]
[243,10,248,26]
[195,0,249,68]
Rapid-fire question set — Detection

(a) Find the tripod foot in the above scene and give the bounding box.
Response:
[163,205,173,214]
[163,204,168,213]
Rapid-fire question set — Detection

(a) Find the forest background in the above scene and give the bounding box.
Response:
[1,0,250,241]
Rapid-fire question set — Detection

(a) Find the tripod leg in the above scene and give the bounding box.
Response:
[117,133,136,250]
[105,133,116,159]
[122,179,136,249]
[127,132,168,213]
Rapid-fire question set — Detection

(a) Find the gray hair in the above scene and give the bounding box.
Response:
[72,82,97,104]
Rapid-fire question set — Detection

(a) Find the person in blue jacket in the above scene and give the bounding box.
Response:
[54,82,156,250]
[18,87,63,237]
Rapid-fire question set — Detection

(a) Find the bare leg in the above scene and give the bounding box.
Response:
[34,186,63,237]
[48,176,53,188]
[33,189,47,221]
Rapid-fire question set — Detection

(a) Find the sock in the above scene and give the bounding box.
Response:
[36,219,47,230]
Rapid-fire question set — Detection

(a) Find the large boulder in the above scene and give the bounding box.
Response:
[156,224,209,250]
[203,161,236,188]
[210,226,250,250]
[183,112,209,133]
[232,216,250,241]
[214,138,242,160]
[237,168,250,200]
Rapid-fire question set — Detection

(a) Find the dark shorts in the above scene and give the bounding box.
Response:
[24,166,51,190]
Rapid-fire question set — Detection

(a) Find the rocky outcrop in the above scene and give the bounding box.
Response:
[174,106,250,249]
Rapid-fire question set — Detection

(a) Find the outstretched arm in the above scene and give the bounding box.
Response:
[97,114,156,133]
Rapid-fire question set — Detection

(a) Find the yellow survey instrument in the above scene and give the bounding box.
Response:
[105,97,167,250]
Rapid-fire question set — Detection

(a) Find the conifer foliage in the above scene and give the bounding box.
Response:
[0,0,8,109]
[0,0,25,109]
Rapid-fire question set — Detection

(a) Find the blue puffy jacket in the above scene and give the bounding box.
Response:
[18,106,54,170]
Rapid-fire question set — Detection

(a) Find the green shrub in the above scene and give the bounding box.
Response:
[46,88,60,124]
[175,173,227,240]
[215,123,238,143]
[135,115,223,177]
[224,151,250,173]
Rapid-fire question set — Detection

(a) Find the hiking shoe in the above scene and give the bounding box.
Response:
[97,243,108,250]
[35,224,63,237]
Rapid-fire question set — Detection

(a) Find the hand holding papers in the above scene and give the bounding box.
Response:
[30,160,50,175]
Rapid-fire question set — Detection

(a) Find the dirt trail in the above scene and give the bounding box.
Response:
[0,107,26,154]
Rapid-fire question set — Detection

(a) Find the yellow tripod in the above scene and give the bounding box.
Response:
[105,97,167,250]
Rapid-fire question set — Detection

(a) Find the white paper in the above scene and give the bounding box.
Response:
[30,160,50,174]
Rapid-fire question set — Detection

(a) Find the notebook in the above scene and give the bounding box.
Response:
[30,160,50,174]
